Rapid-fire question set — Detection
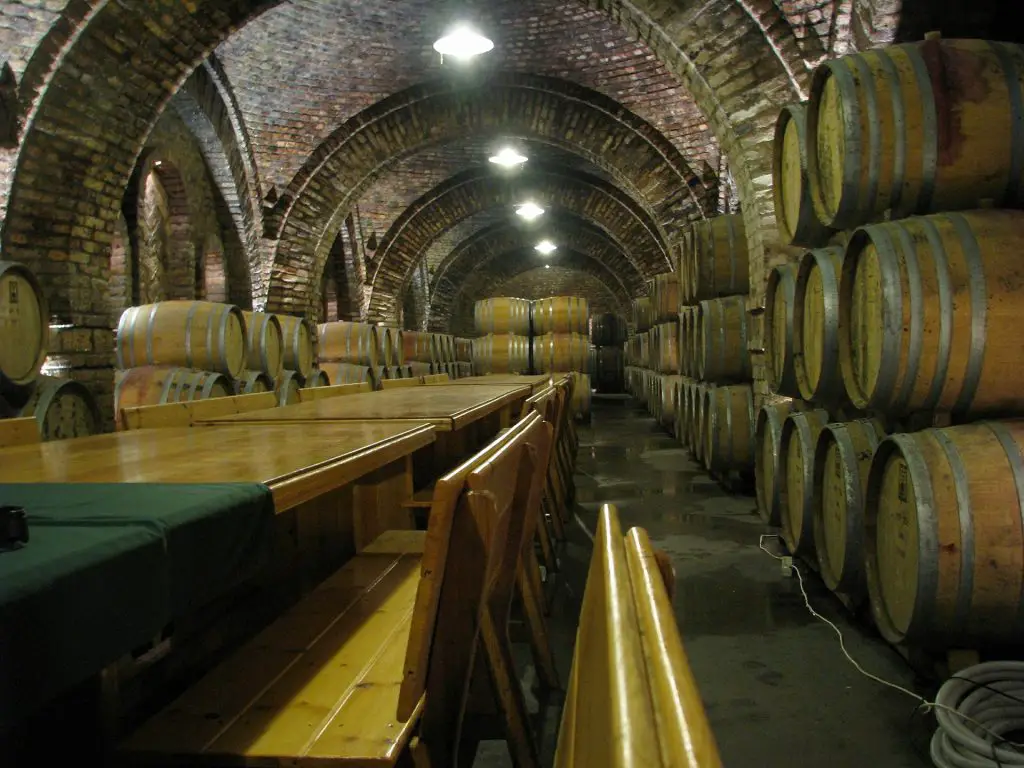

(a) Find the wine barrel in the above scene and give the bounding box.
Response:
[241,311,284,378]
[20,375,101,441]
[779,409,831,557]
[114,366,232,420]
[475,297,532,336]
[633,297,653,332]
[116,301,245,378]
[690,215,749,301]
[318,321,379,368]
[865,420,1024,646]
[401,331,434,364]
[807,39,1024,231]
[652,273,680,324]
[660,374,681,429]
[773,103,835,247]
[595,347,624,394]
[840,210,1024,416]
[570,372,592,421]
[704,384,755,473]
[276,314,316,379]
[755,398,797,526]
[474,334,529,374]
[305,369,330,388]
[532,297,589,335]
[813,418,886,600]
[532,333,590,374]
[591,313,628,347]
[678,308,691,377]
[764,264,799,396]
[691,382,716,464]
[653,322,679,374]
[406,361,432,378]
[326,362,375,385]
[275,369,304,406]
[678,230,692,303]
[698,296,750,383]
[454,337,473,363]
[0,262,48,398]
[235,370,273,394]
[690,304,704,378]
[676,377,696,447]
[390,329,405,365]
[793,246,845,403]
[378,327,393,367]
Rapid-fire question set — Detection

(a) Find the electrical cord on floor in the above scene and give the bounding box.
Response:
[758,534,1024,767]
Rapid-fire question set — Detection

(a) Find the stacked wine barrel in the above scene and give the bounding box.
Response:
[591,312,627,394]
[530,296,592,421]
[0,261,102,441]
[760,35,1024,652]
[472,297,531,375]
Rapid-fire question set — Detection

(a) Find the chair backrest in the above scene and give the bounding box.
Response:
[380,378,421,390]
[118,391,277,430]
[0,416,40,448]
[297,381,371,402]
[520,384,555,421]
[398,412,545,720]
[555,504,722,768]
[421,373,450,384]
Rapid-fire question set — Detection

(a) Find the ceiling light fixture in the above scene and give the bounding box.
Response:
[433,26,494,61]
[489,147,527,168]
[515,202,545,221]
[535,239,557,255]
[545,264,550,269]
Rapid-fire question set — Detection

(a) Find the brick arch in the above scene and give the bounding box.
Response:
[426,214,643,330]
[365,166,665,321]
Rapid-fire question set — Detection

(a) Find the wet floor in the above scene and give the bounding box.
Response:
[476,395,932,767]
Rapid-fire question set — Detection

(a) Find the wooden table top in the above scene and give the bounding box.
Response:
[427,374,563,393]
[0,422,436,512]
[197,384,531,432]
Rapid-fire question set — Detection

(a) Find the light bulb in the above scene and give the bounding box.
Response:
[489,148,527,168]
[515,202,545,220]
[535,240,557,255]
[433,26,494,59]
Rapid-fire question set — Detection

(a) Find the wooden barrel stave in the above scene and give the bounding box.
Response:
[793,246,846,403]
[773,103,835,247]
[764,264,799,396]
[755,398,797,525]
[779,408,831,556]
[276,315,316,379]
[242,311,284,378]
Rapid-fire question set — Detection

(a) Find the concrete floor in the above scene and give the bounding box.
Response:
[476,395,934,767]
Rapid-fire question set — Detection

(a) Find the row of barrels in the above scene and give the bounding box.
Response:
[773,37,1024,250]
[756,397,1024,649]
[473,333,594,375]
[320,322,466,368]
[474,296,590,336]
[766,209,1024,418]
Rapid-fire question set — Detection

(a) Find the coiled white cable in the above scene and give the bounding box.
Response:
[931,661,1024,767]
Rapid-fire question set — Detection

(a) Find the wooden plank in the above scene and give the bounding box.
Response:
[297,382,372,402]
[0,422,435,513]
[0,416,39,448]
[381,378,422,390]
[119,391,277,430]
[352,455,415,551]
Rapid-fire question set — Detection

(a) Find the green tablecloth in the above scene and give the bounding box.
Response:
[0,483,274,726]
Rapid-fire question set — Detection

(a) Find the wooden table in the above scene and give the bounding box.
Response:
[429,374,563,394]
[195,384,531,486]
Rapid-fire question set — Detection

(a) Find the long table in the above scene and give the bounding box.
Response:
[0,421,436,726]
[426,374,563,394]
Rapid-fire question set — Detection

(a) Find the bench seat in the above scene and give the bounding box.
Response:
[121,548,425,765]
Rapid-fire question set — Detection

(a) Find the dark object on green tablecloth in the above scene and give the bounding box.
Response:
[0,505,28,551]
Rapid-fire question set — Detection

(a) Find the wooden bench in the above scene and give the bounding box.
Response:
[555,504,722,767]
[297,381,372,401]
[380,377,422,390]
[0,416,40,448]
[120,410,552,767]
[118,391,278,430]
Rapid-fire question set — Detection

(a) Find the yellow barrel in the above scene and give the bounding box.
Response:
[569,372,592,421]
[633,297,654,332]
[326,362,375,385]
[114,366,232,423]
[378,327,393,367]
[840,210,1024,417]
[473,334,529,374]
[755,398,797,526]
[241,311,284,378]
[20,375,101,441]
[406,361,432,378]
[772,103,835,247]
[276,314,315,379]
[865,420,1024,646]
[532,297,590,335]
[318,321,379,367]
[454,337,473,363]
[274,369,304,406]
[691,382,716,464]
[793,246,846,403]
[704,384,755,473]
[235,370,273,394]
[474,297,531,335]
[698,296,750,382]
[305,369,330,387]
[653,322,679,374]
[779,409,831,557]
[651,274,680,324]
[116,301,246,378]
[390,329,405,365]
[532,333,590,374]
[402,331,435,363]
[690,215,749,301]
[764,264,799,396]
[0,261,48,394]
[813,418,886,601]
[659,374,680,429]
[808,39,1024,230]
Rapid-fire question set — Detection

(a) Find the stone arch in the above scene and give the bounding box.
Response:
[365,166,665,321]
